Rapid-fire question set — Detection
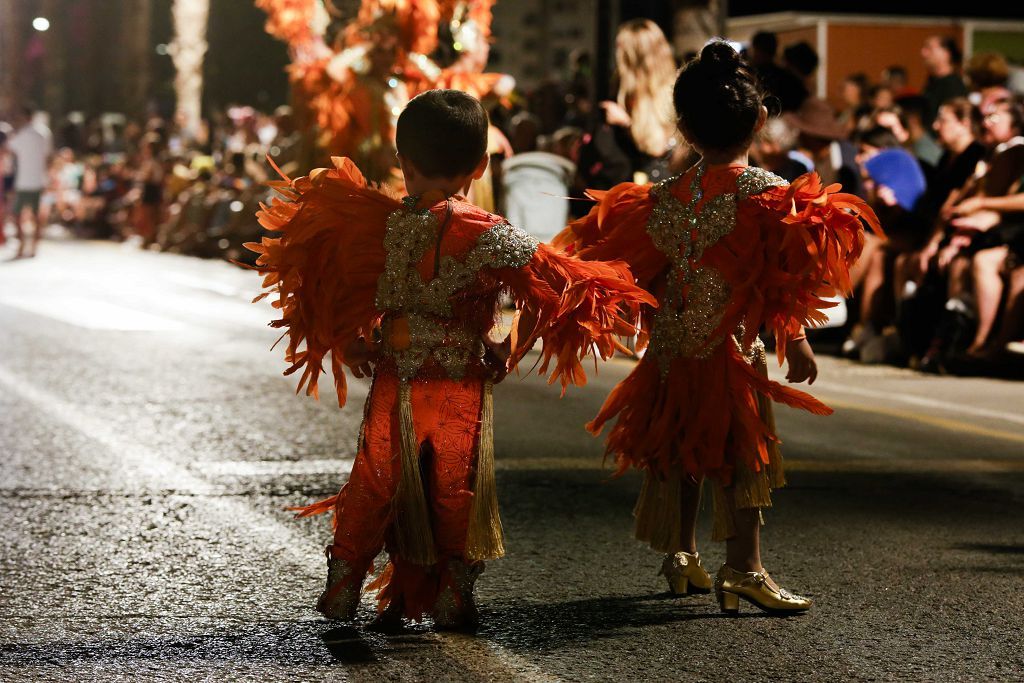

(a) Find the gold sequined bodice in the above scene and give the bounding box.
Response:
[375,196,539,381]
[645,164,786,371]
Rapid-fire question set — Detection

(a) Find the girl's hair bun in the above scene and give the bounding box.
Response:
[699,40,742,72]
[673,39,766,151]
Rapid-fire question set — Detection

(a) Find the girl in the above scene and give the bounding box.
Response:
[557,41,880,615]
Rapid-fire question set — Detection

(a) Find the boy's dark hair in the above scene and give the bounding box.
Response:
[396,89,488,178]
[673,41,765,152]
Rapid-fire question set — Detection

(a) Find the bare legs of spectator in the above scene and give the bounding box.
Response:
[13,207,39,258]
[843,234,883,357]
[985,262,1024,354]
[967,246,1008,355]
[860,246,888,329]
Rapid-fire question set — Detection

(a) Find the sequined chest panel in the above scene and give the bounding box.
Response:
[375,197,539,381]
[645,165,786,372]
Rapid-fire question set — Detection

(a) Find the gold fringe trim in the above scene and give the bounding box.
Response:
[393,380,437,566]
[634,471,696,554]
[710,348,786,542]
[465,380,505,561]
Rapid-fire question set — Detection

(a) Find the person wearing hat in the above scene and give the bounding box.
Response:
[785,97,864,199]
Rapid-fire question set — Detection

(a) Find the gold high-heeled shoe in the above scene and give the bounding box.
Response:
[714,565,811,615]
[660,551,713,595]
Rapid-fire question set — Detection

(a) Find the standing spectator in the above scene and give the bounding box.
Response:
[748,31,808,112]
[921,35,969,127]
[131,134,165,247]
[575,17,681,206]
[0,124,12,246]
[782,41,819,98]
[7,106,53,258]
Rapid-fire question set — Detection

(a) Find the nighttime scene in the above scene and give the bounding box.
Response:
[2,0,1024,680]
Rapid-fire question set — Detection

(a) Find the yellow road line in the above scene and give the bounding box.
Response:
[601,354,1024,445]
[821,397,1024,446]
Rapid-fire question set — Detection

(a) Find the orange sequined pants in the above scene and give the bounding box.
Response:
[327,370,483,617]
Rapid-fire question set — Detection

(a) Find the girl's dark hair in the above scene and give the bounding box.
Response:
[673,40,765,152]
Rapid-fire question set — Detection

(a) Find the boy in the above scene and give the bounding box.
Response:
[248,90,653,629]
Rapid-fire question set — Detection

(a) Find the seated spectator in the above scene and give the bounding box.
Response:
[919,96,1024,370]
[786,97,864,198]
[837,73,870,136]
[750,116,811,181]
[844,126,928,362]
[882,64,917,99]
[894,95,944,170]
[966,52,1012,110]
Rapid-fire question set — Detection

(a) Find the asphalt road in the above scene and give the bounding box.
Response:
[1,240,1023,682]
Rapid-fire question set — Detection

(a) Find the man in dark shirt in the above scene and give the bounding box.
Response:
[921,35,969,127]
[748,31,809,112]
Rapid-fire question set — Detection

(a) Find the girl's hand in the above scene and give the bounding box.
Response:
[784,337,818,385]
[343,337,379,379]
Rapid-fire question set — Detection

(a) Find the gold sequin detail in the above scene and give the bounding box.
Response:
[376,199,538,380]
[646,165,778,371]
[736,166,787,200]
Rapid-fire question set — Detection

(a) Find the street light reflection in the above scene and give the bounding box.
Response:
[32,17,50,32]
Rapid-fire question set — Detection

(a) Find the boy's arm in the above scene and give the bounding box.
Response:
[499,240,656,393]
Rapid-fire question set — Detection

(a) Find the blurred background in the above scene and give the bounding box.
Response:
[1,0,1023,375]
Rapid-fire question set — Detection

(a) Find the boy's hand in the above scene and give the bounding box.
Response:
[483,336,512,384]
[344,337,379,379]
[784,337,818,385]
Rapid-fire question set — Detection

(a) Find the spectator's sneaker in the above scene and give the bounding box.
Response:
[1006,341,1024,356]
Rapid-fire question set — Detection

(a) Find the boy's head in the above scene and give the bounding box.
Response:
[396,89,488,184]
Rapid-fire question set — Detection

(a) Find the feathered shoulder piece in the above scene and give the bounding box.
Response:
[246,157,402,406]
[714,171,882,361]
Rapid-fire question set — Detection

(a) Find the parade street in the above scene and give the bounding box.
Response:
[1,240,1023,682]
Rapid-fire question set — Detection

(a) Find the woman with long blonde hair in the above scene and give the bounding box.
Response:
[576,19,683,197]
[611,19,678,163]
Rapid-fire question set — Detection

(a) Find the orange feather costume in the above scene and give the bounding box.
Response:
[247,157,654,622]
[556,163,880,546]
[257,0,511,181]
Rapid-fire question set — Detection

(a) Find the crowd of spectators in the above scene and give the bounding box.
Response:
[0,104,303,264]
[2,24,1022,376]
[487,26,1024,376]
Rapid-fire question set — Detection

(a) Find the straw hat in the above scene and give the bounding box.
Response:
[784,97,846,141]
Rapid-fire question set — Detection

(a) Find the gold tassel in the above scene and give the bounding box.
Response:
[465,380,505,561]
[633,470,687,554]
[393,380,437,566]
